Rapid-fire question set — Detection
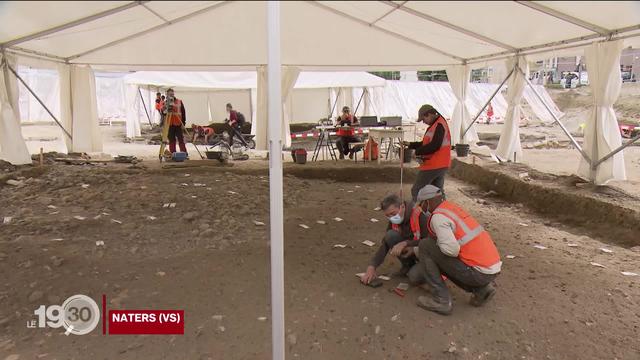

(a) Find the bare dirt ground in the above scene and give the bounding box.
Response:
[1,161,639,360]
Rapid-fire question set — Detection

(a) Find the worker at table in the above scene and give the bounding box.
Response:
[405,104,451,201]
[335,106,361,160]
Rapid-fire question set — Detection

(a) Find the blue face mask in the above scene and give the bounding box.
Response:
[388,213,404,224]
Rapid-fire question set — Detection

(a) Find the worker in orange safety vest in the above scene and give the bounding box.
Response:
[408,185,502,315]
[405,104,451,202]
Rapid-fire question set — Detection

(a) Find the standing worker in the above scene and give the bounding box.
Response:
[164,88,188,156]
[155,92,165,127]
[224,103,247,147]
[409,185,502,315]
[405,104,451,201]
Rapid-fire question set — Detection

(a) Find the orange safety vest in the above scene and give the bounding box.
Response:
[427,200,501,269]
[391,205,423,240]
[418,116,451,171]
[166,98,183,126]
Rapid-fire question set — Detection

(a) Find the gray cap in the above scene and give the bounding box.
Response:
[416,185,442,201]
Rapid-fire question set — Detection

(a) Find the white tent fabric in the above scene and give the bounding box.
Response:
[17,67,60,123]
[0,54,31,164]
[125,84,141,139]
[281,67,300,148]
[496,56,528,162]
[578,40,626,184]
[72,65,103,152]
[447,65,479,145]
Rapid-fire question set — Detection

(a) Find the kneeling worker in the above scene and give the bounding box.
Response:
[412,185,502,315]
[360,193,427,285]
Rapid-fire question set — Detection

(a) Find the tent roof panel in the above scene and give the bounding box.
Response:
[0,1,129,43]
[536,1,640,31]
[145,1,223,21]
[316,1,391,24]
[403,1,593,49]
[376,10,505,59]
[18,6,162,58]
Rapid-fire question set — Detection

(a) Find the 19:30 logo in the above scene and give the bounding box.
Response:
[31,294,100,335]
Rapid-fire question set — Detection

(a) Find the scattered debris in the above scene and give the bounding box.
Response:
[111,219,122,224]
[212,315,224,321]
[347,190,354,193]
[47,205,57,209]
[518,172,531,181]
[396,283,409,291]
[147,216,157,221]
[355,273,365,278]
[378,275,391,281]
[6,179,23,186]
[533,245,547,250]
[193,183,206,187]
[599,248,614,254]
[567,243,579,247]
[3,217,12,224]
[316,220,326,225]
[253,220,265,226]
[374,325,381,335]
[506,255,516,259]
[299,224,310,229]
[518,223,529,227]
[257,317,267,322]
[362,240,375,247]
[621,271,638,277]
[73,216,86,221]
[333,244,347,249]
[50,238,64,242]
[169,203,176,208]
[227,191,238,195]
[80,184,90,189]
[590,262,606,268]
[373,207,381,211]
[95,241,105,247]
[163,203,170,208]
[390,314,399,322]
[333,217,343,222]
[180,183,189,187]
[156,271,166,277]
[370,218,379,223]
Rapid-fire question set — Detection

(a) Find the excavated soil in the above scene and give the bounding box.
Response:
[1,161,639,359]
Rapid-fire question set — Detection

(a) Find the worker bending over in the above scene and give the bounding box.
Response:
[409,185,502,315]
[224,103,246,146]
[191,124,214,144]
[164,88,188,156]
[360,193,427,285]
[406,104,451,201]
[335,106,361,160]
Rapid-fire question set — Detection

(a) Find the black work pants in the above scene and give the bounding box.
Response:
[415,238,497,301]
[411,168,447,202]
[335,136,361,155]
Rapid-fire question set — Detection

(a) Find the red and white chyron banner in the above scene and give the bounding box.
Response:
[108,310,184,335]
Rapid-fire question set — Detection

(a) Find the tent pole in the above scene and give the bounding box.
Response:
[516,64,591,164]
[593,132,640,168]
[329,88,342,120]
[267,2,285,360]
[461,67,514,139]
[137,87,153,127]
[353,88,366,115]
[4,61,72,141]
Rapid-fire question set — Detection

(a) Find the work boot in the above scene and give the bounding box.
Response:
[348,150,354,160]
[339,153,345,160]
[417,295,452,316]
[470,284,496,307]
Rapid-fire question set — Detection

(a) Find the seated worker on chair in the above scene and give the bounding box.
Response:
[335,106,361,160]
[191,124,214,144]
[408,185,502,315]
[360,193,427,285]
